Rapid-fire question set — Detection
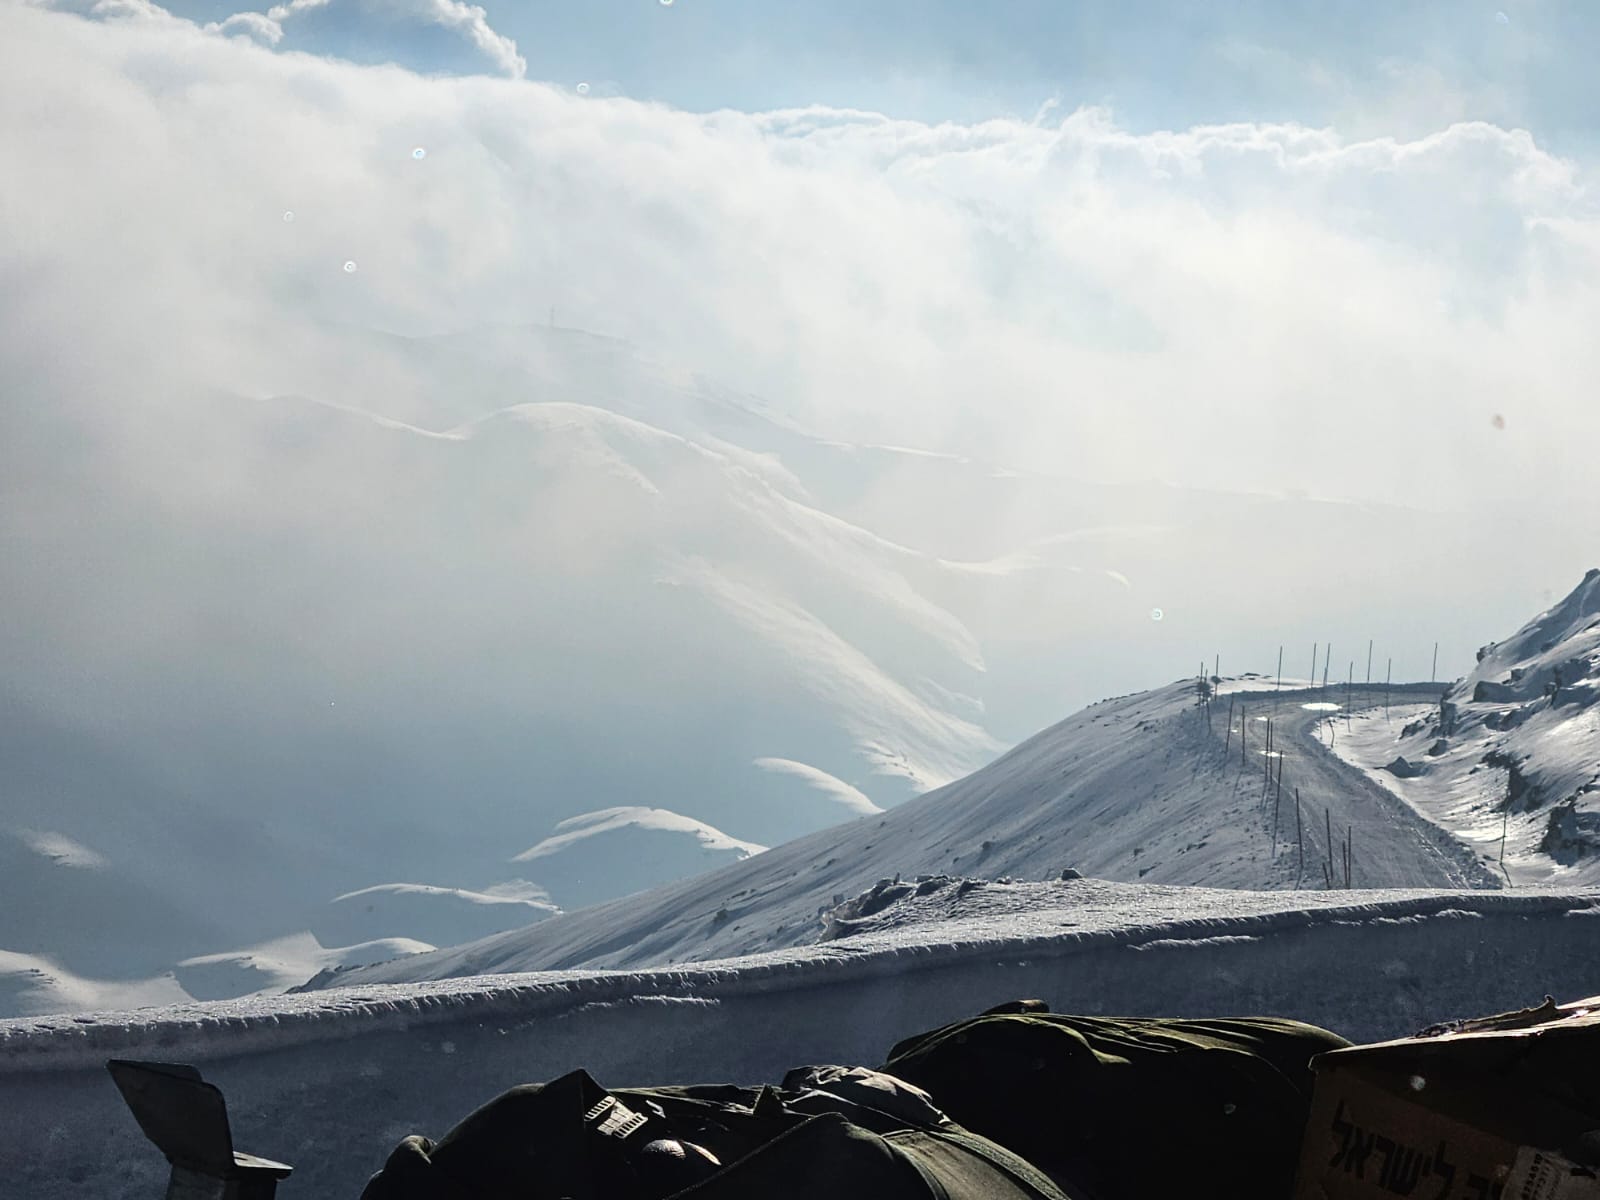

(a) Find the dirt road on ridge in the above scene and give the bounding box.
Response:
[1223,685,1501,890]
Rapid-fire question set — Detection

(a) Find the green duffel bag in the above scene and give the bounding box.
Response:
[359,1064,1079,1200]
[880,1000,1351,1200]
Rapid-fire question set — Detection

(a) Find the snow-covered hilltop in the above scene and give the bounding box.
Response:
[1329,569,1600,886]
[311,672,1482,989]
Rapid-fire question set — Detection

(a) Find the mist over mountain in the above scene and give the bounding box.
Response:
[0,316,1585,991]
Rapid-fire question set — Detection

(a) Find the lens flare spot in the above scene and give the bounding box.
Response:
[412,146,427,160]
[343,260,358,274]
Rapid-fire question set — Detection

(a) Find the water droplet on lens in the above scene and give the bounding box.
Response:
[1496,11,1509,23]
[412,146,427,159]
[1150,608,1165,622]
[1491,413,1506,430]
[576,82,590,94]
[1409,1075,1427,1091]
[282,210,295,223]
[660,0,674,6]
[343,260,357,273]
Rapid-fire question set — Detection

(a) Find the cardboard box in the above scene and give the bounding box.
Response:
[1294,997,1600,1200]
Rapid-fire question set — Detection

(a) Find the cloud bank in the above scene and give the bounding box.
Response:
[8,1,1598,510]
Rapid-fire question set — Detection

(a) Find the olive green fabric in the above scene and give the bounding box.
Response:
[880,1009,1351,1200]
[357,1004,1345,1199]
[358,1067,1075,1200]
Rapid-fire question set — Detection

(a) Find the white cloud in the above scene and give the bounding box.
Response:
[31,0,174,19]
[206,11,284,44]
[3,2,1599,512]
[379,0,524,79]
[36,0,524,77]
[254,0,524,77]
[264,0,332,17]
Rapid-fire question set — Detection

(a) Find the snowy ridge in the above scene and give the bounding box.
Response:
[4,882,1593,1075]
[321,678,1483,988]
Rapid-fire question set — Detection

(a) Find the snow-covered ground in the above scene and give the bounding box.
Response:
[1325,571,1600,887]
[4,878,1597,1199]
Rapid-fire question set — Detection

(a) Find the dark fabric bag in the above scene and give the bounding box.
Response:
[880,1002,1351,1200]
[359,1065,1076,1200]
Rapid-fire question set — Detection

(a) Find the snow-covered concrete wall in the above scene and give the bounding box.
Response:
[4,890,1597,1199]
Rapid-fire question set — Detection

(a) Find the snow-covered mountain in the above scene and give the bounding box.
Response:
[1328,570,1600,886]
[2,317,1575,1006]
[314,672,1487,989]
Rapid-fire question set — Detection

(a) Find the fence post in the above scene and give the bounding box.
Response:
[1325,807,1334,889]
[1272,768,1283,856]
[1295,788,1304,881]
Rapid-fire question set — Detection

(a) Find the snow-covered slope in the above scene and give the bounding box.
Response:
[511,808,766,910]
[316,676,1485,988]
[1327,570,1600,886]
[6,881,1599,1200]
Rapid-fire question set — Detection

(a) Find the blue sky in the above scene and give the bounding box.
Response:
[148,0,1599,152]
